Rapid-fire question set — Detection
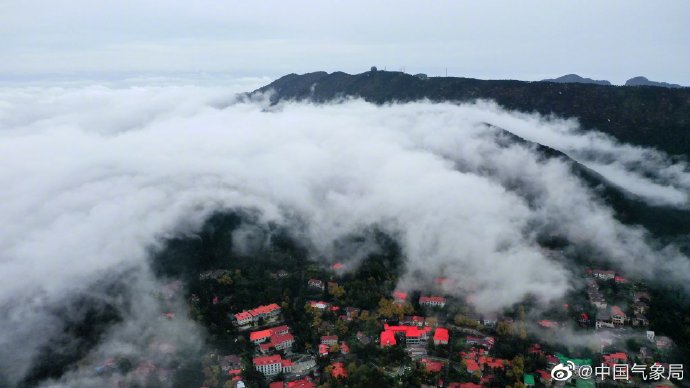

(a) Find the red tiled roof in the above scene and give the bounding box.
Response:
[236,303,281,321]
[253,354,282,366]
[235,311,253,321]
[318,344,330,355]
[538,320,559,328]
[611,306,626,317]
[273,333,294,344]
[393,291,408,300]
[380,330,397,346]
[308,301,329,309]
[250,329,273,342]
[331,262,344,270]
[602,352,627,365]
[421,358,444,373]
[330,362,347,378]
[321,335,338,342]
[434,328,449,343]
[405,327,431,338]
[466,359,480,372]
[536,369,551,381]
[419,296,446,303]
[287,378,315,388]
[269,382,284,388]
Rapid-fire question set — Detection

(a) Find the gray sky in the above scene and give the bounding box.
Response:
[1,0,689,84]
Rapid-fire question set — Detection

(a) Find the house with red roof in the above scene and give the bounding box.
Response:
[340,341,350,354]
[610,306,627,325]
[419,296,446,308]
[331,262,344,270]
[465,336,495,349]
[380,330,397,347]
[307,301,329,310]
[233,303,281,326]
[258,333,295,353]
[393,291,408,302]
[420,358,445,373]
[252,354,292,376]
[433,328,449,345]
[537,320,559,329]
[592,269,615,280]
[602,352,628,368]
[465,359,480,374]
[287,378,315,388]
[318,343,330,357]
[321,335,338,345]
[329,362,347,379]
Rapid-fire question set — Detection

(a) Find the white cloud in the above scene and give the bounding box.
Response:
[0,84,688,385]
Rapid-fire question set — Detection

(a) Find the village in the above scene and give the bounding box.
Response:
[93,245,684,388]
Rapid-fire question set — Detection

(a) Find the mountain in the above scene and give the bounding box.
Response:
[541,73,611,85]
[625,76,684,89]
[252,70,690,158]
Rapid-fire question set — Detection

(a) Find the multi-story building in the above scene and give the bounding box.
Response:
[253,355,292,376]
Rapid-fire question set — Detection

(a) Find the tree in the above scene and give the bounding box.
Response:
[218,274,233,286]
[511,355,525,385]
[497,320,512,336]
[377,298,413,320]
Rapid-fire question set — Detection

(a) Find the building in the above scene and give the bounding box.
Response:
[318,343,330,357]
[393,291,408,303]
[258,333,295,353]
[290,355,316,374]
[253,355,292,376]
[419,296,446,308]
[233,303,281,326]
[632,314,649,326]
[320,335,338,346]
[420,358,444,373]
[307,279,325,290]
[380,330,397,347]
[610,306,627,325]
[602,352,627,368]
[433,328,449,345]
[307,300,329,310]
[219,355,242,374]
[405,327,431,345]
[403,315,426,327]
[465,336,495,349]
[329,362,347,379]
[595,309,615,329]
[592,269,615,280]
[250,325,291,346]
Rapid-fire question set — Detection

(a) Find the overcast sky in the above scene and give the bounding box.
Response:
[1,0,688,85]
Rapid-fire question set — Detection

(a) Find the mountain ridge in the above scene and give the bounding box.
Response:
[252,71,690,158]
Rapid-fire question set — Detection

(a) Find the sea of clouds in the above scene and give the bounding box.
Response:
[0,82,689,386]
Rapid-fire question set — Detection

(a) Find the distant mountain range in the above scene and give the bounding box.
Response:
[625,76,684,88]
[541,73,685,88]
[541,74,611,86]
[252,70,690,158]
